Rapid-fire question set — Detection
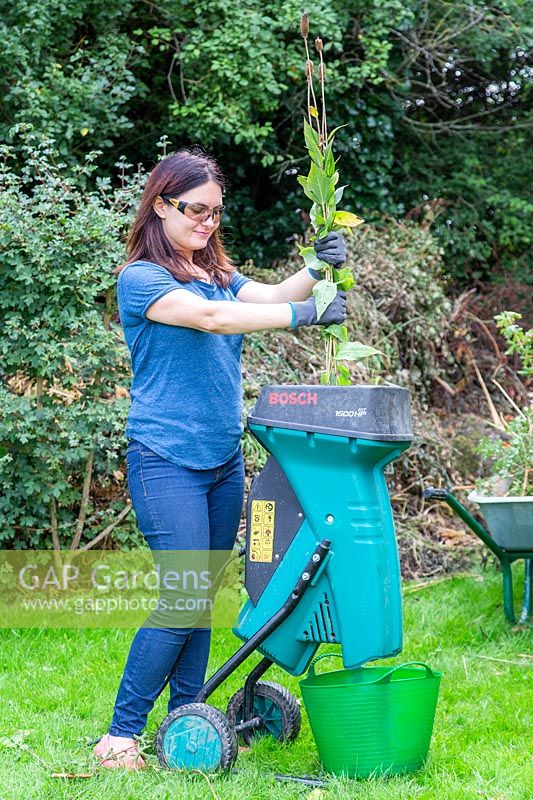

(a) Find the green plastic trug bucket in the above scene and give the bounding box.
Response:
[300,654,441,778]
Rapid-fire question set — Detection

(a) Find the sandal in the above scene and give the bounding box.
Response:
[93,733,147,770]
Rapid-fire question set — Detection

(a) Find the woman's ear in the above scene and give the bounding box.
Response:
[153,196,167,219]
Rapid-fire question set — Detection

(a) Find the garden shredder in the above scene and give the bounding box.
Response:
[156,383,413,771]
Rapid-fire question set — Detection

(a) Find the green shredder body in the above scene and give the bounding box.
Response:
[235,385,413,675]
[299,656,441,777]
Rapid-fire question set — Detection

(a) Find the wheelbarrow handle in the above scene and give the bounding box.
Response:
[422,485,505,560]
[422,487,451,501]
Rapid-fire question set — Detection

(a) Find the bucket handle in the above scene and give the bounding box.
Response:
[374,661,437,684]
[307,654,437,682]
[307,651,344,677]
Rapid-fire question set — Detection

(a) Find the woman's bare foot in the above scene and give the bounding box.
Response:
[93,733,147,770]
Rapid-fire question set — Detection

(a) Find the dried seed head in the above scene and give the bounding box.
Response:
[300,13,309,38]
[318,63,326,82]
[305,59,314,79]
[315,37,323,53]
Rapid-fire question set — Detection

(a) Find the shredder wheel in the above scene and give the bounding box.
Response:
[226,681,301,745]
[156,702,237,771]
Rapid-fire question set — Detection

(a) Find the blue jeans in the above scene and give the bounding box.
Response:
[108,439,245,737]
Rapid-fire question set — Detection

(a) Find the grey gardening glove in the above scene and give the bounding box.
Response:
[290,290,347,329]
[309,231,346,279]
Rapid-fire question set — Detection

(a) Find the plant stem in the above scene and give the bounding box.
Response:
[303,37,319,132]
[321,264,336,382]
[318,50,328,143]
[50,497,60,551]
[103,286,114,330]
[79,502,132,551]
[49,497,63,574]
[321,245,337,383]
[70,448,94,550]
[303,19,338,384]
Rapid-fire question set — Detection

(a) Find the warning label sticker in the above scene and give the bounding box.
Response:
[249,500,276,563]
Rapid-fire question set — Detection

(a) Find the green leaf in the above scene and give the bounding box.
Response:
[334,185,347,204]
[335,342,382,361]
[333,210,365,228]
[323,144,335,178]
[325,206,337,228]
[327,124,348,143]
[297,174,318,203]
[304,117,320,145]
[297,245,327,272]
[309,203,325,228]
[308,163,335,207]
[304,119,323,167]
[320,372,330,385]
[333,267,355,291]
[312,279,337,320]
[336,364,351,385]
[324,323,349,341]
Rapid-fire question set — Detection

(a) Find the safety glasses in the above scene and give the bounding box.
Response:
[161,195,226,223]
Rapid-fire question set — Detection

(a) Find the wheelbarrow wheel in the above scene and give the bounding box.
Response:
[156,702,237,771]
[226,681,301,745]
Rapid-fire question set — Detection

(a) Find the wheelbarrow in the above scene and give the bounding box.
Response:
[155,384,414,772]
[422,487,532,625]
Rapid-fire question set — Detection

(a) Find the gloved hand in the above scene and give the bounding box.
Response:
[290,290,347,329]
[309,231,346,279]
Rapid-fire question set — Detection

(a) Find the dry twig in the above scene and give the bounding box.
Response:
[71,449,95,550]
[471,360,506,431]
[79,503,133,551]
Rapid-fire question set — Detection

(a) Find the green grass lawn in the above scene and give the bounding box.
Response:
[0,566,531,800]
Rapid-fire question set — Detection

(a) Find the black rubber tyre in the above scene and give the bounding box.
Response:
[156,702,237,772]
[226,681,301,745]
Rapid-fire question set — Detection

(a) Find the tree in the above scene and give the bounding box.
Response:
[1,2,530,274]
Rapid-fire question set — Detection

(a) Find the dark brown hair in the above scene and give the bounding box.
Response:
[117,148,234,287]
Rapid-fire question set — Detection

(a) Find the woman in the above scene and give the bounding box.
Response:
[94,148,346,769]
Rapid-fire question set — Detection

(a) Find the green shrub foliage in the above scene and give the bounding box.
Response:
[0,129,143,547]
[0,0,530,279]
[0,2,531,544]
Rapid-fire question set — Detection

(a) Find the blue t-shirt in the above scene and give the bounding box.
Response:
[117,260,251,469]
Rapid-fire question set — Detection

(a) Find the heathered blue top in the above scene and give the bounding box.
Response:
[117,260,252,469]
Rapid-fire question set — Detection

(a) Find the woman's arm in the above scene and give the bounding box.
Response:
[146,283,346,335]
[146,288,293,334]
[235,266,317,304]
